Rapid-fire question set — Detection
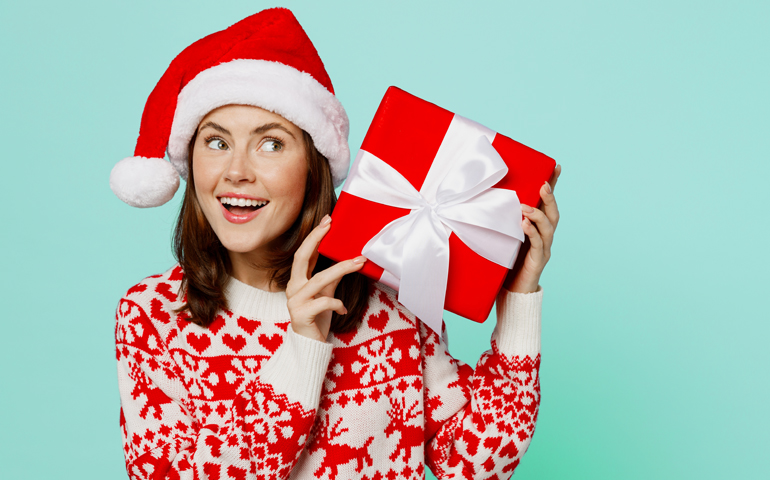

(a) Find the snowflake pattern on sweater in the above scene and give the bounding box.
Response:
[116,265,542,479]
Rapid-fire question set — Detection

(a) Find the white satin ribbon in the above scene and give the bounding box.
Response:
[343,115,525,334]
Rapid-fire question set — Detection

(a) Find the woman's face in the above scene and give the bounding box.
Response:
[192,104,308,259]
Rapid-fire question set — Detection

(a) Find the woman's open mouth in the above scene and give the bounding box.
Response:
[218,196,269,223]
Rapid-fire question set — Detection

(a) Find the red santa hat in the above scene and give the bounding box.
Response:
[110,8,350,208]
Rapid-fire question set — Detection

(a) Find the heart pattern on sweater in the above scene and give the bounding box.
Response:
[168,265,184,281]
[367,310,389,332]
[259,333,282,353]
[237,316,261,335]
[222,334,247,353]
[150,298,170,324]
[226,466,247,480]
[126,283,147,296]
[186,332,211,354]
[333,328,358,345]
[209,315,226,335]
[155,282,177,302]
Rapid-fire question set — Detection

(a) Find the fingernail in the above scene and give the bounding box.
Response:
[320,215,331,227]
[343,307,348,315]
[352,256,367,264]
[544,181,552,194]
[521,204,534,213]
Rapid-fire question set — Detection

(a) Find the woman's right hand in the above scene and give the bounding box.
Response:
[286,215,366,342]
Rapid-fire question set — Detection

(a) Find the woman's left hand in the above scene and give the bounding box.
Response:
[503,164,562,294]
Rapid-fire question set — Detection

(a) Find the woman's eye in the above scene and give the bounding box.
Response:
[206,139,228,150]
[261,139,283,152]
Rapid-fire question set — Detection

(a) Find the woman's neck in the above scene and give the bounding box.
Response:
[228,250,282,292]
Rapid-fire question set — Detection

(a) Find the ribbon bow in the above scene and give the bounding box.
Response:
[342,115,525,334]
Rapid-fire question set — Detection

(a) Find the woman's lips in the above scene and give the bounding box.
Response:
[220,202,264,224]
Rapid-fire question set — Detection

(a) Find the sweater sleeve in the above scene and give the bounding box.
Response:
[116,296,332,480]
[423,287,542,479]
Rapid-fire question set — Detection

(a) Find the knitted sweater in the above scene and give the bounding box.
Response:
[115,265,542,480]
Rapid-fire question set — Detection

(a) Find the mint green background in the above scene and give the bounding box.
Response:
[1,0,768,478]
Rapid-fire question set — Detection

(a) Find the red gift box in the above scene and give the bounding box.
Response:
[319,87,555,327]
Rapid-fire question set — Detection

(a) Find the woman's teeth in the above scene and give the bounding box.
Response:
[219,197,268,207]
[219,197,268,215]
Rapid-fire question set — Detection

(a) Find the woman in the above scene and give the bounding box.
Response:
[111,8,561,480]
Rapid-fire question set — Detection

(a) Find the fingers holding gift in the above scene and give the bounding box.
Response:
[548,163,562,192]
[521,217,544,259]
[287,256,366,314]
[290,296,348,325]
[300,256,367,303]
[308,296,348,317]
[287,256,365,342]
[521,205,554,265]
[289,215,332,292]
[540,169,561,230]
[521,203,554,245]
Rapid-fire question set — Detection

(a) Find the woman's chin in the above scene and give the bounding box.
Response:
[218,236,268,256]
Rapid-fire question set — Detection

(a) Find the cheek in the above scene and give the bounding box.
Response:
[269,160,308,209]
[192,155,219,196]
[286,167,308,212]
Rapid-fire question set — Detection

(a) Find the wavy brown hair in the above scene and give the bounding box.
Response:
[173,129,370,333]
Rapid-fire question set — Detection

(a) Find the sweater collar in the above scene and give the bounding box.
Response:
[224,276,290,322]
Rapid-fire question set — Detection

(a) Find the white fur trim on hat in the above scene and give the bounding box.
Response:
[110,156,180,208]
[167,59,350,187]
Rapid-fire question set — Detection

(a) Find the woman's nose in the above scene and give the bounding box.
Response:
[224,147,256,184]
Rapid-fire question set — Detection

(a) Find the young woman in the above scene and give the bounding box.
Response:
[111,8,561,480]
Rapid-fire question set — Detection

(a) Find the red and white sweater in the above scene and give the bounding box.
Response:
[116,265,542,480]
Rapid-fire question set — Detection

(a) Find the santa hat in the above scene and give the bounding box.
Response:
[110,8,350,208]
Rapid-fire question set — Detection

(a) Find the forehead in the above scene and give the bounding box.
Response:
[199,104,302,134]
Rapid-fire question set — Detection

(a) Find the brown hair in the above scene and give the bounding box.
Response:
[173,129,371,332]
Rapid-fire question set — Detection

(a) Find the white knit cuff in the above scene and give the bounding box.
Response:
[257,325,333,411]
[493,286,543,358]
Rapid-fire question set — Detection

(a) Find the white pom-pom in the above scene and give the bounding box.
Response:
[110,156,180,208]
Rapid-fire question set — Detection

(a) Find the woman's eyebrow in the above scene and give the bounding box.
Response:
[252,122,296,139]
[198,121,230,135]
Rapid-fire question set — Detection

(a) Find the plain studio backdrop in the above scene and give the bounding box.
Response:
[1,0,767,478]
